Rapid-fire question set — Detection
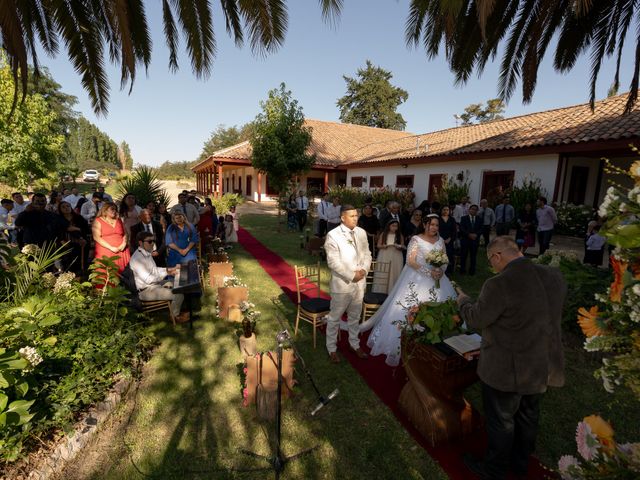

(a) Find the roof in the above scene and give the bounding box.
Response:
[193,92,640,171]
[350,92,640,165]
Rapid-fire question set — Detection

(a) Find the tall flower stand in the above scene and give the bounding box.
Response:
[217,286,248,319]
[398,335,481,446]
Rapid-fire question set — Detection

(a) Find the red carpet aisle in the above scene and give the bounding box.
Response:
[238,228,555,480]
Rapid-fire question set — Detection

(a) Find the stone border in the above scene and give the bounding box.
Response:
[26,377,132,480]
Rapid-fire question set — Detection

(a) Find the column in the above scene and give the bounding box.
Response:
[324,171,329,193]
[217,163,223,197]
[257,172,262,202]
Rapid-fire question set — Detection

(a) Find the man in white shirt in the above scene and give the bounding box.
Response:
[452,196,470,224]
[295,190,309,232]
[0,199,17,243]
[80,192,102,223]
[129,231,188,323]
[536,196,557,255]
[63,187,82,209]
[97,185,113,203]
[479,198,496,247]
[317,192,330,237]
[11,192,30,216]
[170,193,200,225]
[326,196,342,232]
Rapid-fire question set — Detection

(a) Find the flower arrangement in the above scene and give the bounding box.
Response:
[396,283,462,345]
[558,415,640,479]
[222,275,247,288]
[423,248,449,289]
[239,300,260,337]
[236,361,250,407]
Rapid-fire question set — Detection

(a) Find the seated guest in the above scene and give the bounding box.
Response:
[130,231,189,323]
[326,196,341,232]
[63,187,83,209]
[165,212,199,267]
[11,192,30,216]
[14,193,68,248]
[97,185,113,203]
[46,191,61,213]
[75,196,88,216]
[130,209,165,265]
[358,204,380,253]
[81,192,103,223]
[0,198,17,244]
[170,192,200,226]
[59,201,91,274]
[224,214,238,243]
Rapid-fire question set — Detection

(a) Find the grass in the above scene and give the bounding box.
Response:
[57,233,446,479]
[241,214,640,469]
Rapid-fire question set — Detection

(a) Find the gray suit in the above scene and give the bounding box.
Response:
[458,257,566,478]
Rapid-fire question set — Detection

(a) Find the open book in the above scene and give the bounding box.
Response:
[444,333,482,359]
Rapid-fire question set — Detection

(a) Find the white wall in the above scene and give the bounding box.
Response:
[346,154,560,205]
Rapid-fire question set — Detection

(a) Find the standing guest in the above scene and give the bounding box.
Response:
[165,212,199,267]
[80,192,102,223]
[62,188,71,198]
[439,205,457,275]
[198,198,217,248]
[295,190,309,231]
[216,215,226,242]
[324,205,372,363]
[375,219,404,293]
[119,193,142,236]
[416,200,431,216]
[377,200,391,221]
[46,191,61,213]
[157,203,172,232]
[536,197,557,255]
[129,209,165,265]
[479,198,496,247]
[11,192,30,216]
[456,237,566,480]
[224,214,238,243]
[459,204,483,275]
[400,203,414,226]
[326,196,342,232]
[515,202,537,254]
[379,201,401,227]
[0,199,17,244]
[129,231,189,323]
[14,193,68,248]
[58,201,91,274]
[92,202,130,273]
[170,193,200,226]
[357,204,380,254]
[363,196,379,218]
[317,192,331,237]
[584,225,606,266]
[145,201,165,232]
[286,193,298,231]
[97,185,113,203]
[402,208,423,246]
[495,196,515,236]
[63,187,83,209]
[228,205,239,232]
[189,190,201,207]
[429,201,441,215]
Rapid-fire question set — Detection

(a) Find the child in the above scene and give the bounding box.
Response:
[374,219,405,293]
[224,214,238,243]
[584,224,606,266]
[216,215,226,242]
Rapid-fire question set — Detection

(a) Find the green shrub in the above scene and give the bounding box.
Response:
[327,186,416,210]
[210,192,244,215]
[554,202,595,237]
[507,175,547,214]
[117,166,170,207]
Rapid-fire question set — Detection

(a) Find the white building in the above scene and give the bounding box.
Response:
[193,93,640,206]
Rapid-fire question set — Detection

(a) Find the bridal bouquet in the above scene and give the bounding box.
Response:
[424,248,449,289]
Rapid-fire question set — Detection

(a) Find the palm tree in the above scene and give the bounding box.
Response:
[0,1,341,115]
[406,0,640,113]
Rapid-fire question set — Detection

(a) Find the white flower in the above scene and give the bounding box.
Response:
[619,202,628,212]
[19,346,43,370]
[558,455,580,479]
[576,421,600,461]
[630,310,640,323]
[633,284,640,297]
[21,244,40,256]
[42,272,56,289]
[584,336,602,352]
[53,272,75,293]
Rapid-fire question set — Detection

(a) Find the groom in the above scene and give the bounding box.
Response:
[324,205,372,363]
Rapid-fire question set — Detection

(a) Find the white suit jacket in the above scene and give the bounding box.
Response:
[324,224,372,293]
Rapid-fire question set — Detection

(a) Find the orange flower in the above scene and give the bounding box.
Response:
[610,257,628,302]
[577,306,604,338]
[584,415,615,450]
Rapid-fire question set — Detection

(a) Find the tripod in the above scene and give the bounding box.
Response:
[238,330,321,479]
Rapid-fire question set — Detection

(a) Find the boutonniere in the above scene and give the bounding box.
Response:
[347,239,355,247]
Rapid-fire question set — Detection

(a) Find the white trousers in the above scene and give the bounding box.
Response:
[326,284,364,353]
[139,284,184,317]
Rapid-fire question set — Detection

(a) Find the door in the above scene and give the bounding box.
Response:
[481,171,515,201]
[246,175,252,196]
[427,174,444,203]
[567,166,589,205]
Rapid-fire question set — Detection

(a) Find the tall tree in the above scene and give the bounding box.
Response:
[1,1,342,115]
[251,83,314,194]
[197,123,253,162]
[406,1,640,113]
[119,141,133,170]
[337,60,409,130]
[0,57,64,188]
[65,117,120,170]
[456,98,505,126]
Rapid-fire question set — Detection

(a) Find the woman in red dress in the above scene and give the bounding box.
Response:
[92,202,131,273]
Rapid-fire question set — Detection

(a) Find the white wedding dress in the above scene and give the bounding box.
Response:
[360,235,457,367]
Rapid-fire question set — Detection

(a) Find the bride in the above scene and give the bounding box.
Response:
[360,214,457,366]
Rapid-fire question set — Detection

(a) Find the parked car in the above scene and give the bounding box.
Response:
[82,169,100,182]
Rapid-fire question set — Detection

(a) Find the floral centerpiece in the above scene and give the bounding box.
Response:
[222,275,247,288]
[423,249,449,289]
[238,300,260,337]
[396,283,462,345]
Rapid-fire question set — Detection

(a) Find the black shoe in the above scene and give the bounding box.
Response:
[463,454,492,479]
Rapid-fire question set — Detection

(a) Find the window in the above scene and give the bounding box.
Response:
[427,174,444,202]
[369,176,384,188]
[351,176,364,187]
[396,175,414,189]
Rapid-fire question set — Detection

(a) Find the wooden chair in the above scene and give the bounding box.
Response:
[361,261,391,323]
[294,262,331,349]
[141,299,176,326]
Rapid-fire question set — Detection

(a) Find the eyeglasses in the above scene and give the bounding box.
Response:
[487,251,502,262]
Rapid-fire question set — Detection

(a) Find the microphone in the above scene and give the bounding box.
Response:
[310,389,339,416]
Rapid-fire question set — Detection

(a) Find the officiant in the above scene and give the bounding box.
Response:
[455,236,566,480]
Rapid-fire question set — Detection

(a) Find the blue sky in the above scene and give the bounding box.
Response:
[40,1,634,167]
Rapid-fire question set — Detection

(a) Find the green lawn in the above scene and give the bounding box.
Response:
[241,213,640,469]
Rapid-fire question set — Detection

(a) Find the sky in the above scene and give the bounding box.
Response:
[39,1,635,167]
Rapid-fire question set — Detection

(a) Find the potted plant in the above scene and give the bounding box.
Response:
[238,301,260,358]
[217,276,248,319]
